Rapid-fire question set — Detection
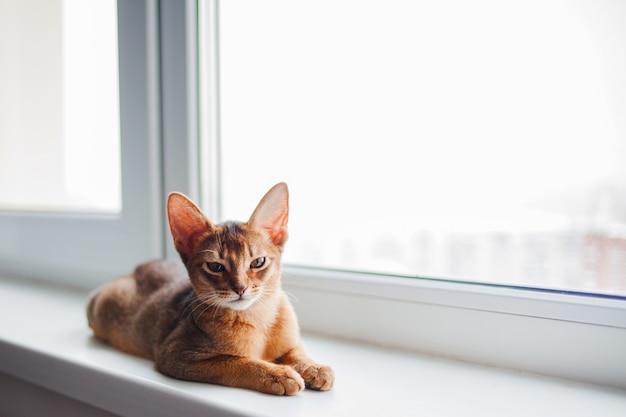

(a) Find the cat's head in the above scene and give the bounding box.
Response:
[167,183,289,311]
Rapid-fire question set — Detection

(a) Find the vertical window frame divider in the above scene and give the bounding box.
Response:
[158,0,204,260]
[198,0,222,223]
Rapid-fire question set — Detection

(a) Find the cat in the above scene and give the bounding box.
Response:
[87,182,334,395]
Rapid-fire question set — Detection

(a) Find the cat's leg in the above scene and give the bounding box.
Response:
[155,349,305,395]
[275,344,335,391]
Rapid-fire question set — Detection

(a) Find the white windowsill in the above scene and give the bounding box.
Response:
[1,276,625,417]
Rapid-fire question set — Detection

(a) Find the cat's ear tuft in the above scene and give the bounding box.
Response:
[249,182,289,247]
[167,192,212,260]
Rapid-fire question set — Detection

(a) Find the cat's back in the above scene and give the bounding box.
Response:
[133,259,188,294]
[88,259,191,359]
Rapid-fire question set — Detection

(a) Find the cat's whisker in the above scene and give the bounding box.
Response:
[181,294,205,317]
[188,292,225,323]
[184,299,205,318]
[255,288,283,309]
[198,300,218,320]
[211,301,223,323]
[186,293,223,318]
[282,289,299,304]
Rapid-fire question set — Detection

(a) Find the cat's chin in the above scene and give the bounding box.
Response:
[225,298,256,311]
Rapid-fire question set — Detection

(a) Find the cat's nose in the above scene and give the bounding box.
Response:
[233,286,247,296]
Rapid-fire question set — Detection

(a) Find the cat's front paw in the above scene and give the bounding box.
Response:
[300,364,334,391]
[263,365,305,396]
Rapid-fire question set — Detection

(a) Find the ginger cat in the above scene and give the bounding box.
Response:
[87,183,334,395]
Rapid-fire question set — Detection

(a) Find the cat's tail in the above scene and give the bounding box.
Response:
[86,287,101,331]
[86,283,111,336]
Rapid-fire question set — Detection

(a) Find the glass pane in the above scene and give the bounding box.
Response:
[0,0,121,213]
[217,0,626,295]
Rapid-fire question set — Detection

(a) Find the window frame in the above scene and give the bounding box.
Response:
[282,265,626,389]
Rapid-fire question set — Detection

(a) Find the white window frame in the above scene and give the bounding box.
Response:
[282,266,626,389]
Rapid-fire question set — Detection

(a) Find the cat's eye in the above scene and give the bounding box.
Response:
[250,257,266,269]
[206,262,225,273]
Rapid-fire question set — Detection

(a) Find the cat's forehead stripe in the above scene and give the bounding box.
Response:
[221,223,246,253]
[196,222,248,257]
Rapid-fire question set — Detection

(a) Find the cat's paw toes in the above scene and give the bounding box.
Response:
[266,366,305,396]
[301,365,335,391]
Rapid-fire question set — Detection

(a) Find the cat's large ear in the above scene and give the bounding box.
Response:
[167,192,213,261]
[249,182,289,247]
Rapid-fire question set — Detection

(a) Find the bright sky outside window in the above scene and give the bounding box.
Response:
[0,0,121,213]
[218,0,626,295]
